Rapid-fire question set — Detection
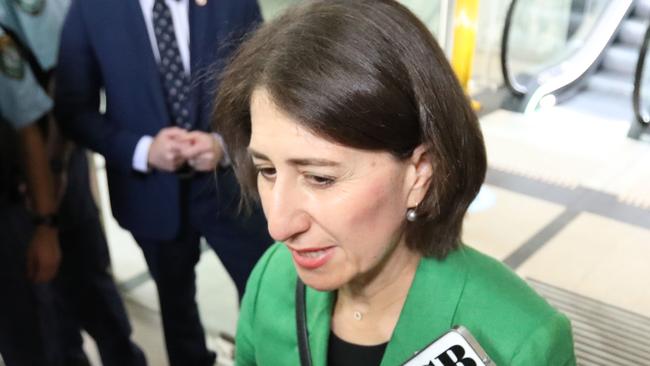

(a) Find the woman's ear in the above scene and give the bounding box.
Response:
[406,145,433,207]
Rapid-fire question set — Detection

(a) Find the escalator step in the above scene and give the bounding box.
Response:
[563,89,634,122]
[528,279,650,366]
[634,0,650,18]
[618,18,647,48]
[587,71,633,97]
[602,45,639,75]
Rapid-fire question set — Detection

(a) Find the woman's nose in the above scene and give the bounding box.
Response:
[263,180,310,242]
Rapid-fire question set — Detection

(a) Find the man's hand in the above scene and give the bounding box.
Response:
[180,131,224,172]
[18,124,61,282]
[26,226,61,283]
[148,127,190,171]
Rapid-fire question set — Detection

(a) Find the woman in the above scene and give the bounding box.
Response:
[214,1,576,365]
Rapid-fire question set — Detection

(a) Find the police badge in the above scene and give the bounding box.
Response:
[0,34,25,79]
[0,35,25,79]
[13,0,46,15]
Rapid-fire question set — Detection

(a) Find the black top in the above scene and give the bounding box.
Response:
[327,331,388,366]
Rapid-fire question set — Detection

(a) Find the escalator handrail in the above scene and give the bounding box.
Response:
[500,0,526,97]
[632,20,650,127]
[501,0,633,113]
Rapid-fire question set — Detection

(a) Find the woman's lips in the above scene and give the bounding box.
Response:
[290,246,335,270]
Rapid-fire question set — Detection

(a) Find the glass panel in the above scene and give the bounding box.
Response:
[505,0,609,88]
[260,0,447,43]
[398,0,445,41]
[259,0,300,21]
[472,0,511,91]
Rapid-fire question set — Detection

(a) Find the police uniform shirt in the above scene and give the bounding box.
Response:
[0,0,69,128]
[0,0,69,70]
[0,27,51,129]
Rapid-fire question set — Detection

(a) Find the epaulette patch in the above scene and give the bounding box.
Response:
[0,35,25,80]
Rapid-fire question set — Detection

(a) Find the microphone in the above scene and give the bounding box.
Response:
[401,326,494,366]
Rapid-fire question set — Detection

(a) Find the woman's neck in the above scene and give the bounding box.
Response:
[332,244,420,345]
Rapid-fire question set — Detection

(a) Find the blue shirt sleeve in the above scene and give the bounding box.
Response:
[0,29,52,129]
[4,0,69,70]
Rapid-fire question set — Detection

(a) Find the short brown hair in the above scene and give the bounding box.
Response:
[214,0,486,258]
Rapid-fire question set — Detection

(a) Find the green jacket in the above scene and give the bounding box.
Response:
[236,243,576,365]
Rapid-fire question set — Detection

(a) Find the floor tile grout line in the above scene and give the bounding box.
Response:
[503,208,579,269]
[486,167,650,230]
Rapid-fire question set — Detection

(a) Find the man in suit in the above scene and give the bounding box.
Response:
[55,0,272,365]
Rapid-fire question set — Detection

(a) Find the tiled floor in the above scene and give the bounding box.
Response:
[517,213,650,318]
[464,185,566,260]
[84,106,650,365]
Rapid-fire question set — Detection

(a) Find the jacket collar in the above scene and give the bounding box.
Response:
[188,0,202,73]
[381,248,469,365]
[304,248,469,366]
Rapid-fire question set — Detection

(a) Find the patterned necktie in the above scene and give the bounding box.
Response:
[152,0,191,129]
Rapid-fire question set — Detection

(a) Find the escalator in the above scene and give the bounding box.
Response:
[631,14,650,139]
[501,0,650,139]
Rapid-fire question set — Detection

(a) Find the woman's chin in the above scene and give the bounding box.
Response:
[296,271,343,292]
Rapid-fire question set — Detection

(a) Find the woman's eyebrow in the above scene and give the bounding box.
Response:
[286,158,340,167]
[248,148,269,161]
[248,148,339,167]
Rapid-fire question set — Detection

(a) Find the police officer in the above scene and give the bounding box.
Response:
[1,0,146,365]
[0,21,62,365]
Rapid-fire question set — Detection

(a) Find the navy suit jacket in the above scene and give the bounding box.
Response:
[55,0,262,240]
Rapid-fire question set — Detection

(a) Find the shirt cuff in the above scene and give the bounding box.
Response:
[213,133,231,167]
[133,136,154,172]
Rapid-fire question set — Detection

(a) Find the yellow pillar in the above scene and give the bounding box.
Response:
[451,0,480,98]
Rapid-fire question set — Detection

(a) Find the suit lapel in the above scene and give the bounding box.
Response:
[380,249,469,366]
[125,0,168,120]
[304,249,469,366]
[188,0,211,128]
[188,0,206,70]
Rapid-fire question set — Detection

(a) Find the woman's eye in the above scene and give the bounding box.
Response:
[255,167,276,180]
[305,174,335,187]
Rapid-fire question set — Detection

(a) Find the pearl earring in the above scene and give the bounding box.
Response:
[406,208,418,222]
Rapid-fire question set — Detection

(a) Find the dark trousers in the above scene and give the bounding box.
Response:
[0,204,49,366]
[53,213,146,366]
[55,148,146,366]
[0,149,146,366]
[0,204,67,366]
[135,169,271,366]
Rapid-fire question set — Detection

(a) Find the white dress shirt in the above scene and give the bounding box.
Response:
[132,0,228,172]
[133,0,190,172]
[139,0,190,74]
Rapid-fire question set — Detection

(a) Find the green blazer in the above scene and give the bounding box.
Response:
[236,243,576,365]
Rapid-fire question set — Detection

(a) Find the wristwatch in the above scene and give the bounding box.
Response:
[32,213,59,228]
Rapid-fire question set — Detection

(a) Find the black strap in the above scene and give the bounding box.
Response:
[295,278,313,366]
[0,24,53,137]
[0,24,49,88]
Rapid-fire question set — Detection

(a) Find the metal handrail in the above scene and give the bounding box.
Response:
[632,21,650,127]
[500,0,526,97]
[501,0,633,113]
